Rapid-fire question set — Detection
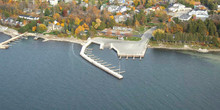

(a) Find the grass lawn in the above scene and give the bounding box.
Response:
[125,37,141,41]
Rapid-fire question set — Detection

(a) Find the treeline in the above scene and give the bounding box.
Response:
[154,32,219,47]
[153,19,220,47]
[200,0,219,10]
[167,19,220,37]
[18,20,47,33]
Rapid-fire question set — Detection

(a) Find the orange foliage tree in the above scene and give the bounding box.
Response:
[75,25,85,35]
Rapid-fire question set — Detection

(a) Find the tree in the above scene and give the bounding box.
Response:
[45,8,50,16]
[62,9,68,17]
[97,22,106,30]
[53,13,60,20]
[74,17,81,26]
[75,25,84,35]
[37,24,47,33]
[32,26,37,32]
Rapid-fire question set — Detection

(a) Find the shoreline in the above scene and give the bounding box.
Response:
[0,25,86,46]
[1,25,220,53]
[148,45,220,53]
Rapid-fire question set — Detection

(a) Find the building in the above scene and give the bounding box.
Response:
[63,0,72,3]
[49,0,58,6]
[188,10,209,20]
[18,15,39,20]
[114,15,127,23]
[109,0,126,4]
[168,3,186,12]
[218,5,220,11]
[108,5,119,13]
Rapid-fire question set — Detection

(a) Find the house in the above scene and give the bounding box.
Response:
[218,5,220,11]
[178,14,192,21]
[18,15,39,20]
[63,0,72,3]
[35,9,42,15]
[188,10,209,21]
[113,26,133,31]
[80,2,88,8]
[49,0,58,6]
[117,6,127,13]
[109,0,126,4]
[168,3,186,12]
[23,8,32,13]
[108,5,119,13]
[164,0,176,4]
[100,4,107,11]
[47,22,62,32]
[114,15,127,23]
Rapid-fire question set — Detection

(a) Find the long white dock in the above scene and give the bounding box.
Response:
[80,40,123,79]
[0,32,27,49]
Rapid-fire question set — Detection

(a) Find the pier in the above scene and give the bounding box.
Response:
[80,40,123,79]
[0,32,27,49]
[80,27,156,79]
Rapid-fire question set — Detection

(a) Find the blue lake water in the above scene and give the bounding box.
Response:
[0,35,220,110]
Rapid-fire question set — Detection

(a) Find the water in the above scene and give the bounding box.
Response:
[0,33,10,42]
[0,36,220,110]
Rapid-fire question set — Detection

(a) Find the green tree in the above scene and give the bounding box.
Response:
[45,8,50,16]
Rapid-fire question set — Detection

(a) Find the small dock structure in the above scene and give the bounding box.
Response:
[80,40,123,79]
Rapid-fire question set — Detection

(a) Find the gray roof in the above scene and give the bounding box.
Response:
[179,14,191,20]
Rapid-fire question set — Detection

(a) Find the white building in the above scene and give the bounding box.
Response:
[188,10,209,20]
[108,5,119,13]
[49,0,58,6]
[118,6,127,13]
[109,0,126,4]
[168,3,192,12]
[63,0,72,3]
[218,5,220,11]
[18,15,39,20]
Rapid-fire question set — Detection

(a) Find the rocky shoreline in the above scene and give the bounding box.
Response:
[0,25,86,49]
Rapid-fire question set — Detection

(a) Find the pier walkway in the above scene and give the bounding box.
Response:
[0,32,27,49]
[80,40,124,79]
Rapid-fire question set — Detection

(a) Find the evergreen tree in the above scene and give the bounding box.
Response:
[45,8,50,16]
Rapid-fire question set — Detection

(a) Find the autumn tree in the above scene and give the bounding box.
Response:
[37,24,47,33]
[53,13,60,20]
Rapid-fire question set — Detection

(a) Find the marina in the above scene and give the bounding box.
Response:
[80,40,124,79]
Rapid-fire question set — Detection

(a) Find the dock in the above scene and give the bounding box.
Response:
[0,32,27,49]
[80,40,123,79]
[80,27,156,79]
